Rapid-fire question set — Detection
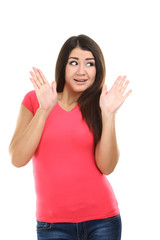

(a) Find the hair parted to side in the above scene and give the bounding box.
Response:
[55,34,106,146]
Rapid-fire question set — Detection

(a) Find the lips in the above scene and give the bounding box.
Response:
[74,79,88,82]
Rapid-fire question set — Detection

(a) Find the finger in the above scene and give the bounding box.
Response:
[111,76,122,90]
[30,77,39,90]
[30,71,41,89]
[51,81,57,91]
[101,84,108,96]
[123,89,132,100]
[37,69,48,84]
[32,67,44,85]
[118,75,127,89]
[121,80,130,95]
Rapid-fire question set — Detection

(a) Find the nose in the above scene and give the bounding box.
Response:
[76,64,86,75]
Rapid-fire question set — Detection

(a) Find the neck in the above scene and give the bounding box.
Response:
[58,85,81,110]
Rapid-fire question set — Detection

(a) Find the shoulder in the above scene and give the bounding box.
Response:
[24,90,37,99]
[22,90,39,114]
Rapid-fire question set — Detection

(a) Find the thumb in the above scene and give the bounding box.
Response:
[51,81,57,91]
[101,84,108,96]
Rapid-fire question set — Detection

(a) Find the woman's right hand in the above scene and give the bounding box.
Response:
[30,67,57,116]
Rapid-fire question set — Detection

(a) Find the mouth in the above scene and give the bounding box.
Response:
[74,79,88,82]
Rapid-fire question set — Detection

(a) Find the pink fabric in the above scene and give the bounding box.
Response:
[22,90,120,223]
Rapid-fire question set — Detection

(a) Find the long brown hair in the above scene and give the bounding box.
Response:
[55,34,106,146]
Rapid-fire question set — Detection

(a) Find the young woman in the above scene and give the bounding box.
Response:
[9,34,131,240]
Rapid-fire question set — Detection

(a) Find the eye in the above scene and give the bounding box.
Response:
[69,61,78,66]
[86,62,95,67]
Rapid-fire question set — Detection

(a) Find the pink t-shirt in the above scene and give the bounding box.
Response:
[22,90,120,223]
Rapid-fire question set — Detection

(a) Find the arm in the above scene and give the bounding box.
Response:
[9,67,57,167]
[9,106,49,167]
[95,75,132,175]
[95,113,119,175]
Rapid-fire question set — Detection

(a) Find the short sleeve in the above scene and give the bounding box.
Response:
[21,90,39,115]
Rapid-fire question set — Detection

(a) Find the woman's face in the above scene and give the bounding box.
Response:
[64,47,96,94]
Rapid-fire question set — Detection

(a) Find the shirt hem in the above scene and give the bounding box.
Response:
[36,210,120,223]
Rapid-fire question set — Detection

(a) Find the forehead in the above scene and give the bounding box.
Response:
[69,47,94,59]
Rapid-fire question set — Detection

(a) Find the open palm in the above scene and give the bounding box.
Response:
[30,67,57,114]
[100,75,132,114]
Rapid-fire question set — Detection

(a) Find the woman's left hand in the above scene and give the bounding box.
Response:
[100,75,132,115]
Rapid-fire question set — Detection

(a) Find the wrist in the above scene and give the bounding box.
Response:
[37,107,51,119]
[101,109,116,120]
[101,112,116,134]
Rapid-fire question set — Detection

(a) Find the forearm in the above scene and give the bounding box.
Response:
[95,113,120,175]
[9,108,48,167]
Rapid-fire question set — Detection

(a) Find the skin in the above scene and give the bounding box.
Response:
[95,76,132,174]
[59,47,96,111]
[9,47,132,174]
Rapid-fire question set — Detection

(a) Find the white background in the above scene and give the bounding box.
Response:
[0,0,160,239]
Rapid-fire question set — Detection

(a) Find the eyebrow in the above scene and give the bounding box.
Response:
[68,57,95,61]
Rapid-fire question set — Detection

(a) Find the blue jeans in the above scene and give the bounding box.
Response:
[37,214,122,240]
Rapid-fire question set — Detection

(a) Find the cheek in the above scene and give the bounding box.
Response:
[65,66,76,78]
[88,73,96,87]
[90,69,96,81]
[65,67,71,80]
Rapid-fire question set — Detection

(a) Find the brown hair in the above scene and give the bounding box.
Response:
[55,34,106,146]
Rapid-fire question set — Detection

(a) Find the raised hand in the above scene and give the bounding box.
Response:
[100,75,132,115]
[30,67,57,115]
